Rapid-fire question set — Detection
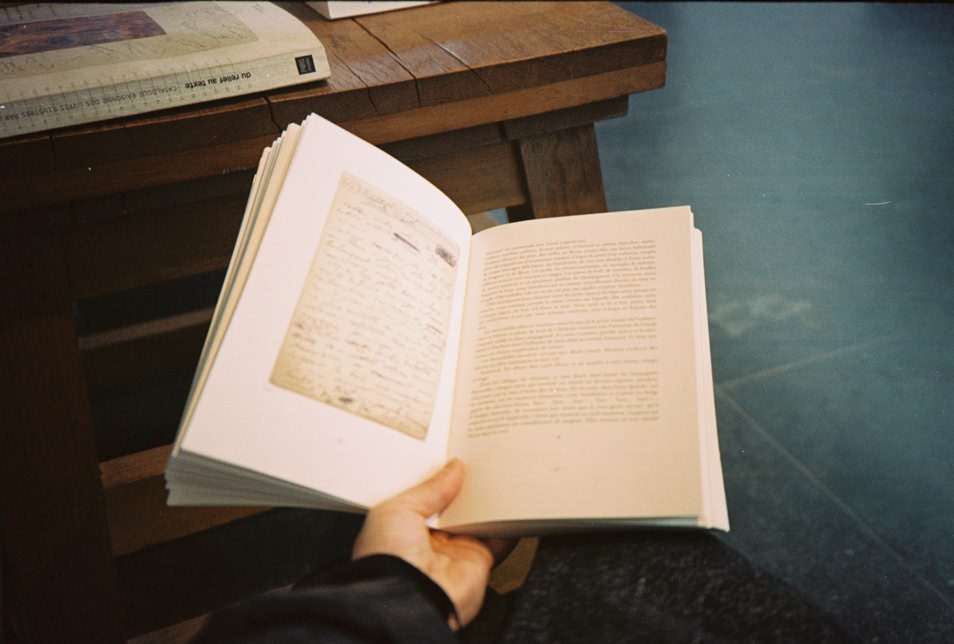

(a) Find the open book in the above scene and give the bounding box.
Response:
[165,114,729,536]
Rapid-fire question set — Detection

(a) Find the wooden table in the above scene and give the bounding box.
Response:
[0,3,665,641]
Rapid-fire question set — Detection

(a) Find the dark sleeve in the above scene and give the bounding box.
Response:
[192,555,459,644]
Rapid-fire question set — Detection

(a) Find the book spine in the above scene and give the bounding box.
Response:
[0,50,328,139]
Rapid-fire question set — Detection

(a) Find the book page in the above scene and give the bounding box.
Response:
[441,207,703,529]
[271,172,460,440]
[466,237,661,434]
[691,229,730,530]
[177,115,472,508]
[174,124,301,455]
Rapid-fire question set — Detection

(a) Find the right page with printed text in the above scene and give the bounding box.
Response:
[440,207,704,531]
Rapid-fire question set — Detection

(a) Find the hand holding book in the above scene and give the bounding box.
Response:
[354,458,513,628]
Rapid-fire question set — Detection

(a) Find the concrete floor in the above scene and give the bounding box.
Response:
[595,3,954,641]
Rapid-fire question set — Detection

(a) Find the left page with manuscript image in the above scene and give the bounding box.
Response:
[270,172,461,441]
[166,115,474,511]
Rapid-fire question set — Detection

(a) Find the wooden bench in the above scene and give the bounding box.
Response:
[0,3,666,640]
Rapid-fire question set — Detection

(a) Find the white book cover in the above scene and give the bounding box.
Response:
[0,2,329,138]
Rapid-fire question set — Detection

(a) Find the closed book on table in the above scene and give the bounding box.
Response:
[0,2,329,138]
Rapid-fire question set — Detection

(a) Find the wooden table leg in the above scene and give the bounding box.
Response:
[0,225,124,643]
[507,122,609,220]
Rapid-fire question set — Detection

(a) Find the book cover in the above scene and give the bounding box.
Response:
[0,2,330,138]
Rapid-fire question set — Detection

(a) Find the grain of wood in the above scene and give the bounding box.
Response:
[0,3,667,639]
[0,231,125,643]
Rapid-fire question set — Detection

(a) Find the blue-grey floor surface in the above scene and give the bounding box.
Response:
[594,3,954,642]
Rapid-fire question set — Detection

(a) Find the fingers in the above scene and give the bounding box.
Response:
[432,530,496,568]
[483,537,517,564]
[432,534,514,568]
[392,458,465,518]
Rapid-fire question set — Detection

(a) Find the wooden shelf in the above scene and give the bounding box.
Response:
[100,446,267,558]
[0,3,666,641]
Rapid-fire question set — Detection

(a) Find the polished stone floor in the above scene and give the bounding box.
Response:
[596,3,954,641]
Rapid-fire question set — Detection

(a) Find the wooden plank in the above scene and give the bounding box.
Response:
[65,193,247,298]
[0,131,54,176]
[6,1,659,175]
[0,202,72,239]
[52,97,278,170]
[68,170,254,231]
[100,446,266,557]
[0,134,274,215]
[502,96,629,141]
[489,537,539,594]
[121,170,256,216]
[80,309,212,396]
[381,123,503,162]
[355,1,665,97]
[100,445,173,489]
[344,64,666,145]
[0,227,125,643]
[512,123,608,219]
[272,1,418,122]
[0,61,661,216]
[431,2,663,92]
[105,480,265,558]
[270,1,666,128]
[91,376,192,462]
[354,5,488,107]
[124,99,277,162]
[3,531,24,642]
[71,192,127,226]
[405,139,525,214]
[0,1,664,212]
[70,171,254,228]
[49,119,135,171]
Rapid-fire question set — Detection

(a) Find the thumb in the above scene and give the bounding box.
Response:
[392,458,465,518]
